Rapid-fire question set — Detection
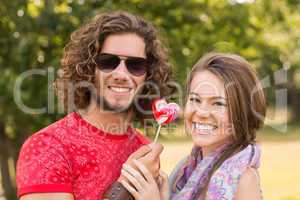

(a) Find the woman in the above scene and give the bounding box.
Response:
[120,52,266,200]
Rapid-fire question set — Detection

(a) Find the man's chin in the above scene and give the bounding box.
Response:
[107,103,131,113]
[96,96,132,113]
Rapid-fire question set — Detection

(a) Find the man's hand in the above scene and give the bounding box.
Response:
[119,143,164,181]
[137,143,163,180]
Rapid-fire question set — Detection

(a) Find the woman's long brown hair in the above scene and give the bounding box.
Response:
[184,52,266,198]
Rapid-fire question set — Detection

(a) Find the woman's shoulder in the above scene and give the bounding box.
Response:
[207,144,262,199]
[234,167,262,200]
[221,143,261,170]
[210,144,259,185]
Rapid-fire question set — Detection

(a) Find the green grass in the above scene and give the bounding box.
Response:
[155,125,300,200]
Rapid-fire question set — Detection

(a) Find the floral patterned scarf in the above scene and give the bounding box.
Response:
[170,144,261,200]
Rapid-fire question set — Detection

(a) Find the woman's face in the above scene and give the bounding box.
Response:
[185,70,233,153]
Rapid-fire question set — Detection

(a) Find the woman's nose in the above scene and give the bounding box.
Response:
[194,103,211,118]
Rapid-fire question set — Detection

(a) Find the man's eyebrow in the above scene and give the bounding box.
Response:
[189,92,227,100]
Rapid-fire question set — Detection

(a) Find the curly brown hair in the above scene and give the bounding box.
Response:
[55,11,174,120]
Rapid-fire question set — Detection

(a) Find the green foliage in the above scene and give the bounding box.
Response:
[1,0,299,136]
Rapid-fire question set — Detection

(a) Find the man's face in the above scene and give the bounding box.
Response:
[94,33,147,113]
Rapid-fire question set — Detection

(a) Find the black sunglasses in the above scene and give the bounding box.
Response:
[95,53,148,76]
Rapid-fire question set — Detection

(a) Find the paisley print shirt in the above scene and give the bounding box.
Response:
[16,112,150,200]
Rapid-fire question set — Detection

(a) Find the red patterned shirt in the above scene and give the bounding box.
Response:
[16,112,150,200]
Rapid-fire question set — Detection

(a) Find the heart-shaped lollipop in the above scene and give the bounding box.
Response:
[152,99,180,125]
[152,99,180,142]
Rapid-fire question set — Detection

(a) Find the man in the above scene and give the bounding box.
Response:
[16,11,173,200]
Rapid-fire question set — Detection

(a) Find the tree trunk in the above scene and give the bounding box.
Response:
[289,85,300,124]
[0,122,15,200]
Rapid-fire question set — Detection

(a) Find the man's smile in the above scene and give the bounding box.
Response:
[108,85,133,94]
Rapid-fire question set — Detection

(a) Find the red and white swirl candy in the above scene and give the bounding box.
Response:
[152,99,180,125]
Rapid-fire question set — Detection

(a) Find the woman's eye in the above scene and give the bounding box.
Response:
[214,102,227,106]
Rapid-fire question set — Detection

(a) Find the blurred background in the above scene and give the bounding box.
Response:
[0,0,300,199]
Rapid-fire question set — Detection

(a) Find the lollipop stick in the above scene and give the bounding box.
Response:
[153,124,162,143]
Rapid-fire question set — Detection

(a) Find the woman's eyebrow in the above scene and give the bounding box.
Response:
[189,92,227,100]
[211,96,227,100]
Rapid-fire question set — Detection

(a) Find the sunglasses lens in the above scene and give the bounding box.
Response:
[96,53,148,76]
[126,58,147,76]
[97,54,120,72]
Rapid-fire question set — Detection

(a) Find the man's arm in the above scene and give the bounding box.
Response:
[16,134,74,200]
[20,193,74,200]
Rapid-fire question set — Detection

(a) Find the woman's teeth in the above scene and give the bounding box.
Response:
[193,122,217,133]
[109,86,131,93]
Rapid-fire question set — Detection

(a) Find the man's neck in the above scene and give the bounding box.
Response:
[79,102,133,135]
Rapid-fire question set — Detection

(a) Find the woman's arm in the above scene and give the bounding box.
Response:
[235,167,262,200]
[103,144,163,200]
